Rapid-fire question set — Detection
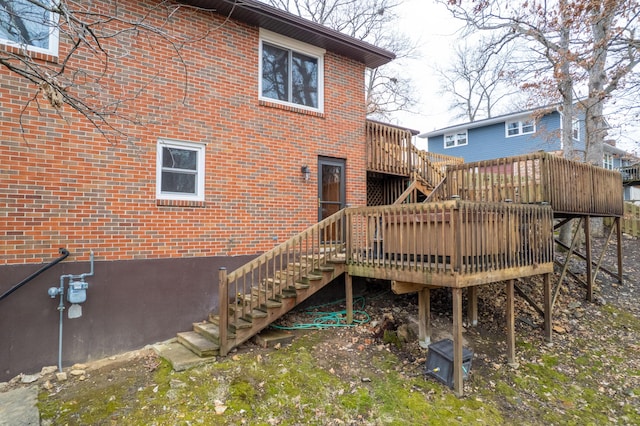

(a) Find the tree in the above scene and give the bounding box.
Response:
[442,0,640,165]
[261,0,418,119]
[0,0,218,142]
[435,36,520,122]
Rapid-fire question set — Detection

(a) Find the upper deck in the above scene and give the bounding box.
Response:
[429,152,624,217]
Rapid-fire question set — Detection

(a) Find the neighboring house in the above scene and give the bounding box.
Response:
[419,105,639,200]
[419,106,587,163]
[0,0,395,380]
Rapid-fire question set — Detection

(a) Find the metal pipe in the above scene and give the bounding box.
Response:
[0,248,69,302]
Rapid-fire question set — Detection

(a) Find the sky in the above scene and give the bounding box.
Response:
[390,0,639,155]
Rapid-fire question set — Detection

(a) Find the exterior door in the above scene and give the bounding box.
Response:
[318,157,346,222]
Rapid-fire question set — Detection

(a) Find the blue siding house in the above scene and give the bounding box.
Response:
[419,106,588,163]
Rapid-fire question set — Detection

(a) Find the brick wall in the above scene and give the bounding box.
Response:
[0,0,367,265]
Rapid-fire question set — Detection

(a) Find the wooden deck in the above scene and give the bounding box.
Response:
[185,145,626,398]
[620,164,640,185]
[428,152,624,217]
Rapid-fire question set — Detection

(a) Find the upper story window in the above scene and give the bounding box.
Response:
[506,119,535,137]
[156,139,205,201]
[259,29,325,113]
[572,119,581,140]
[603,154,614,170]
[444,131,467,148]
[0,0,59,56]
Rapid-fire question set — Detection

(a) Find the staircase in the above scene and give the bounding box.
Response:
[174,213,348,358]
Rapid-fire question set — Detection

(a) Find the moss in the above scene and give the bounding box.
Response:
[383,329,403,348]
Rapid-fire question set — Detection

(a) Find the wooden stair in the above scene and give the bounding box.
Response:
[174,251,346,358]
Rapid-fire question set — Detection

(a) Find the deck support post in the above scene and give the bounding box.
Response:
[345,273,353,325]
[418,287,431,348]
[543,273,552,343]
[452,287,464,397]
[218,267,229,356]
[506,279,517,367]
[616,217,623,284]
[467,286,478,327]
[584,217,593,302]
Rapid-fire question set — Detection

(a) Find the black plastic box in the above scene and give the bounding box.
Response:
[425,339,473,388]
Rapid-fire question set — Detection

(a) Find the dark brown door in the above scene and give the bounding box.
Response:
[318,157,345,222]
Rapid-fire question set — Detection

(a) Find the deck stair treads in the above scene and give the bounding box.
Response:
[172,248,346,359]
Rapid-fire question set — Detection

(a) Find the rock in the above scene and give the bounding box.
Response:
[43,380,53,390]
[56,372,68,382]
[397,324,417,343]
[20,374,40,384]
[70,369,86,376]
[71,363,87,370]
[170,379,186,389]
[41,366,58,375]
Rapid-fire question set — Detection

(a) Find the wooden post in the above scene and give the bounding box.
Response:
[616,217,623,284]
[543,273,552,343]
[506,279,517,367]
[345,273,353,324]
[467,286,478,327]
[584,217,593,302]
[218,267,229,356]
[452,287,464,397]
[418,287,431,348]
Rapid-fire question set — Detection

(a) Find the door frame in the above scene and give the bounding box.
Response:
[317,156,346,222]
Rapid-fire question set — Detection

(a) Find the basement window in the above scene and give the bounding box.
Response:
[156,139,205,202]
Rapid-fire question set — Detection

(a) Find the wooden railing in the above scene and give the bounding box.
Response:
[429,152,624,217]
[605,202,640,236]
[366,120,462,186]
[619,164,640,184]
[219,210,347,354]
[345,201,554,278]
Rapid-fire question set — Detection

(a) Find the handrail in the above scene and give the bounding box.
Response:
[0,248,70,302]
[219,210,347,354]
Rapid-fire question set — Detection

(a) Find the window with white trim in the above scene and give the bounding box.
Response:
[572,119,580,140]
[156,139,205,201]
[259,29,324,112]
[603,154,614,170]
[0,0,59,56]
[505,119,535,137]
[444,131,468,148]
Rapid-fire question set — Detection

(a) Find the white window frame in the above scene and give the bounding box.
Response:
[603,153,614,170]
[505,120,536,137]
[0,0,59,56]
[259,28,325,113]
[156,139,206,202]
[443,131,468,149]
[572,119,580,141]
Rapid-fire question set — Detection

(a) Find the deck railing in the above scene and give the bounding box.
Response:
[619,164,640,184]
[430,152,624,217]
[366,120,462,185]
[345,201,554,277]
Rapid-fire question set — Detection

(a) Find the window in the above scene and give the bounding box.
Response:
[156,139,205,201]
[259,29,324,112]
[506,120,535,137]
[572,119,580,140]
[444,131,467,148]
[0,0,58,56]
[603,154,614,170]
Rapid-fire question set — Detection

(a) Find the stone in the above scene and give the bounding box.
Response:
[70,369,86,376]
[56,372,68,382]
[41,366,58,375]
[21,374,40,384]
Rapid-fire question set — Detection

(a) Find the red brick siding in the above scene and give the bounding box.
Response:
[0,0,367,264]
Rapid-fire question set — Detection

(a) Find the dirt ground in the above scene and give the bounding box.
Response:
[4,230,639,425]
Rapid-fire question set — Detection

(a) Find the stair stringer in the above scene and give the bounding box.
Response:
[223,263,346,351]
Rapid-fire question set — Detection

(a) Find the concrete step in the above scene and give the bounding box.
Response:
[176,331,219,357]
